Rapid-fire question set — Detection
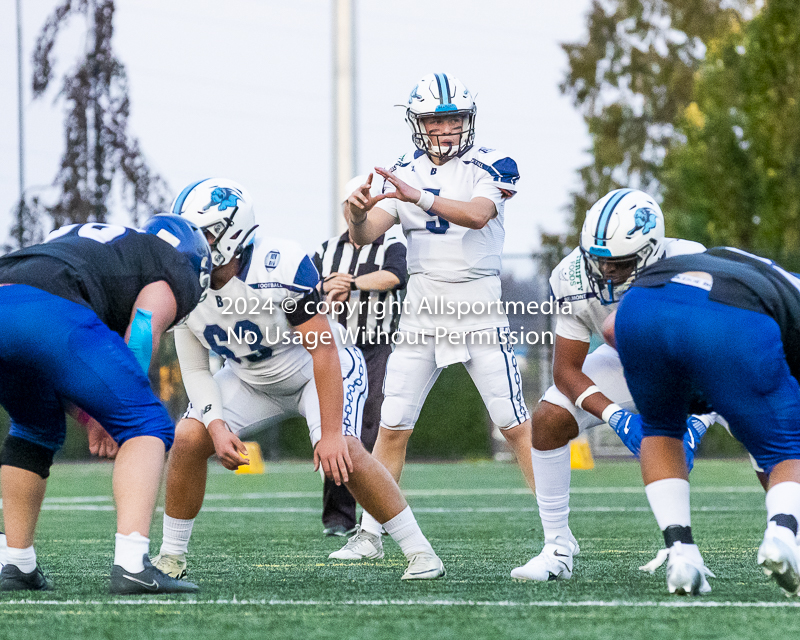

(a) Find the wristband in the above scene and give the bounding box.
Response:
[415,190,435,212]
[575,385,601,411]
[602,403,624,425]
[351,278,359,291]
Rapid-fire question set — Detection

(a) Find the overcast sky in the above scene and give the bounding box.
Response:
[0,0,591,263]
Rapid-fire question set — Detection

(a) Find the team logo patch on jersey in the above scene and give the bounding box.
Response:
[203,186,242,212]
[264,251,281,271]
[627,207,658,237]
[569,254,583,289]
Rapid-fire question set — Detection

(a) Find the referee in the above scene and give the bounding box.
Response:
[313,176,407,536]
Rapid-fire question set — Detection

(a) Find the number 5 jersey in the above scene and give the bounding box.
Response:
[377,144,520,334]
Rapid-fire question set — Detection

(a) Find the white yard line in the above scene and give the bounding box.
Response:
[2,505,763,514]
[10,485,760,508]
[0,598,797,608]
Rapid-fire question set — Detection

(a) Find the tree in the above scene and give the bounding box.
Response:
[561,0,755,242]
[663,0,800,265]
[23,0,168,240]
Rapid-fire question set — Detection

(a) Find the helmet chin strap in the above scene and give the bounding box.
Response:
[210,224,259,267]
[233,225,259,259]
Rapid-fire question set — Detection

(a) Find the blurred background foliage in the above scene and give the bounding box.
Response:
[563,0,800,271]
[12,0,800,460]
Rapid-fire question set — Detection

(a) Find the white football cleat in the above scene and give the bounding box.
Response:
[401,551,446,580]
[328,526,384,560]
[666,542,714,596]
[511,536,575,581]
[151,552,188,579]
[758,523,800,596]
[568,532,581,557]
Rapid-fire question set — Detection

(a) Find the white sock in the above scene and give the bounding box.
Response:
[0,532,7,567]
[645,478,691,530]
[383,506,433,556]
[360,511,384,538]
[766,481,800,535]
[6,545,36,573]
[160,515,195,556]
[114,532,150,573]
[531,446,572,544]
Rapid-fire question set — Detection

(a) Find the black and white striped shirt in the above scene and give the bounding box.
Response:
[313,230,407,347]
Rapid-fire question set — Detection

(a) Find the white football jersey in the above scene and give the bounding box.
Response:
[377,144,519,334]
[377,144,519,280]
[182,233,321,386]
[551,238,706,342]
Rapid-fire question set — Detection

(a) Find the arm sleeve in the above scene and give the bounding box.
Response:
[174,324,224,427]
[285,288,321,326]
[380,240,408,289]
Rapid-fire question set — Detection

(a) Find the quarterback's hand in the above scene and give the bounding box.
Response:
[207,419,250,470]
[314,434,353,486]
[347,173,390,221]
[607,409,643,457]
[85,419,119,459]
[374,166,421,204]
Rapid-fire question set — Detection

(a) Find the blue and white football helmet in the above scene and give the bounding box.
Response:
[140,213,212,300]
[580,189,666,305]
[170,178,258,267]
[405,73,476,160]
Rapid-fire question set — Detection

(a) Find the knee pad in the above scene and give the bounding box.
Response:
[487,398,521,429]
[0,436,55,479]
[380,396,413,429]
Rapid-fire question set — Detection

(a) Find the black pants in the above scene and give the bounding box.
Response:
[322,341,392,529]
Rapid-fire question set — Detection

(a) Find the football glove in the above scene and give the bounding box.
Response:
[683,415,708,472]
[607,409,643,457]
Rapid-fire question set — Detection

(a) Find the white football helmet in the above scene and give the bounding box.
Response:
[579,188,666,305]
[170,178,258,267]
[405,73,476,160]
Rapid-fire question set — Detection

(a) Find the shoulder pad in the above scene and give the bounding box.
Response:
[464,147,520,187]
[247,236,320,292]
[549,247,587,300]
[663,238,706,258]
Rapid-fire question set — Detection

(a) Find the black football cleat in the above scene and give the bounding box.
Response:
[0,564,52,591]
[109,554,199,595]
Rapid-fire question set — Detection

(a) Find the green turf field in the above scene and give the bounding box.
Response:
[0,458,796,640]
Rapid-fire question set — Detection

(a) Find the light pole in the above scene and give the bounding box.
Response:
[332,0,356,235]
[16,0,25,203]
